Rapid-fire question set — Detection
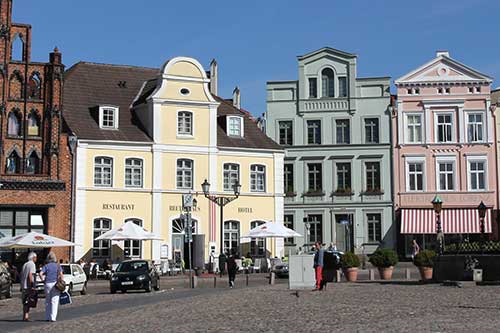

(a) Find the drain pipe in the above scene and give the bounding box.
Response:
[68,134,78,262]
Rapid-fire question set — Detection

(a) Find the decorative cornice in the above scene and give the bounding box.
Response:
[0,180,66,191]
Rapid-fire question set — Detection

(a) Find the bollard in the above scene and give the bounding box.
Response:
[336,270,342,282]
[214,276,217,288]
[405,268,411,280]
[246,275,249,286]
[269,272,275,285]
[192,275,198,288]
[369,269,375,281]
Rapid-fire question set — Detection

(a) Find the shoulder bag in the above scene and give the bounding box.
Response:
[55,264,66,292]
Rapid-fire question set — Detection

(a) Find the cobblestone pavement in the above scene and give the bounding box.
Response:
[1,277,499,332]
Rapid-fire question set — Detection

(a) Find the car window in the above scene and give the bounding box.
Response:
[62,265,71,275]
[116,261,148,272]
[77,265,84,274]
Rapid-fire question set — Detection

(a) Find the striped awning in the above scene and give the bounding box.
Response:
[400,208,492,234]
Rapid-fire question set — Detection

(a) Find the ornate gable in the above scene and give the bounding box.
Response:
[396,54,492,86]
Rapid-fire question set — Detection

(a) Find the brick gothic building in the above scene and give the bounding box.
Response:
[0,0,72,267]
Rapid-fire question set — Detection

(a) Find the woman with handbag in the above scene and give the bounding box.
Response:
[39,252,64,322]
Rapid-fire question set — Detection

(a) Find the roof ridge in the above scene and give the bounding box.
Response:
[73,61,159,71]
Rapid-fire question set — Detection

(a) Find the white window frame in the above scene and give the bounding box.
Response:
[223,220,240,254]
[227,116,244,137]
[334,160,352,192]
[435,156,456,192]
[223,163,240,192]
[405,156,426,192]
[334,118,350,144]
[365,211,383,243]
[99,106,119,129]
[434,112,455,143]
[177,110,194,137]
[176,158,194,190]
[466,111,485,143]
[124,157,143,188]
[364,160,382,193]
[124,218,143,258]
[250,164,266,192]
[404,113,424,144]
[94,156,113,187]
[93,217,112,258]
[363,117,380,144]
[466,156,488,192]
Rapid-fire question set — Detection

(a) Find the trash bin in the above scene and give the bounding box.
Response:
[473,269,483,282]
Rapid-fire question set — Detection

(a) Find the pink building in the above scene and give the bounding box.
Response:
[393,51,498,257]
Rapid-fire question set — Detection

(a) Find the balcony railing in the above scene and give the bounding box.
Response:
[300,98,349,112]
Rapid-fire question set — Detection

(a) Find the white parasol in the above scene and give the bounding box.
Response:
[0,231,77,248]
[95,221,162,241]
[241,221,302,239]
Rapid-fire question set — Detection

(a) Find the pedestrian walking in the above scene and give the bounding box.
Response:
[313,242,325,291]
[411,239,420,261]
[20,252,37,321]
[226,249,237,288]
[39,252,64,322]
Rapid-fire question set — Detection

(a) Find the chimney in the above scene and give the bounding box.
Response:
[436,50,450,58]
[233,86,240,109]
[209,59,218,96]
[50,46,62,64]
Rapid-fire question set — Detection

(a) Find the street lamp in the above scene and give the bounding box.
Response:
[432,195,443,255]
[182,193,197,288]
[201,179,240,257]
[478,201,487,250]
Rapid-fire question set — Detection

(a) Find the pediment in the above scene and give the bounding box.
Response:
[396,56,492,85]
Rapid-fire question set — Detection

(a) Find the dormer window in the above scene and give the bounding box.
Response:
[99,106,119,129]
[227,116,243,137]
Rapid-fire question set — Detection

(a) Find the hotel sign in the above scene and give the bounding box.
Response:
[238,207,253,213]
[102,204,135,210]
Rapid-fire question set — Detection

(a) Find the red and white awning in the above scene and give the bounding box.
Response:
[400,208,492,234]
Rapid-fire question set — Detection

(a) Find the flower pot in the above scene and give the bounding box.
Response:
[344,267,358,282]
[378,266,394,280]
[418,266,433,281]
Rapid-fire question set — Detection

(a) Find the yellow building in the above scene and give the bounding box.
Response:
[64,57,284,265]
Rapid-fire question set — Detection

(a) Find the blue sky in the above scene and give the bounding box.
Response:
[14,0,500,116]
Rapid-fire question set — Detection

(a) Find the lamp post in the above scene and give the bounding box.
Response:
[478,201,487,251]
[432,195,443,255]
[182,193,197,288]
[201,179,241,258]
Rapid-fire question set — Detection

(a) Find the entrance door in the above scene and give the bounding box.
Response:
[171,218,197,265]
[335,214,354,252]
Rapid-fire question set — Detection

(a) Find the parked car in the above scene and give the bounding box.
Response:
[274,263,289,278]
[35,263,88,296]
[0,261,13,299]
[110,260,160,294]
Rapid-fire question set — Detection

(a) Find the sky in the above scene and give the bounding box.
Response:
[13,0,500,116]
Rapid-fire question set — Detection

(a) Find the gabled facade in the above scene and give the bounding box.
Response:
[394,51,498,256]
[266,47,394,255]
[0,0,72,266]
[65,57,284,264]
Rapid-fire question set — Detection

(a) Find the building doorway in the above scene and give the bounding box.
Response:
[171,217,197,265]
[335,214,354,253]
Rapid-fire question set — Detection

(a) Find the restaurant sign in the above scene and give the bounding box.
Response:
[102,204,135,210]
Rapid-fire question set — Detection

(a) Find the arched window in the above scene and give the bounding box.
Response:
[26,151,40,174]
[6,151,20,174]
[9,71,24,100]
[7,111,21,136]
[124,219,143,258]
[223,220,240,255]
[171,217,198,262]
[27,73,41,100]
[11,34,24,62]
[27,110,40,136]
[93,218,111,257]
[321,68,335,98]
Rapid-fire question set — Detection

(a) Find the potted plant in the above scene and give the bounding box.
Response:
[369,248,398,280]
[341,252,360,282]
[413,250,436,281]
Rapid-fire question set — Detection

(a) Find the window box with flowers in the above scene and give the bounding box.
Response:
[361,188,384,196]
[331,187,354,197]
[302,190,325,197]
[285,186,296,197]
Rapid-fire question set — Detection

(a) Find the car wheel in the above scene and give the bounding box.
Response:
[145,280,151,292]
[6,284,12,298]
[110,288,116,294]
[80,283,87,295]
[154,278,160,291]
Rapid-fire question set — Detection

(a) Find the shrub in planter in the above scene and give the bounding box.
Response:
[369,248,398,280]
[341,252,360,282]
[413,250,436,281]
